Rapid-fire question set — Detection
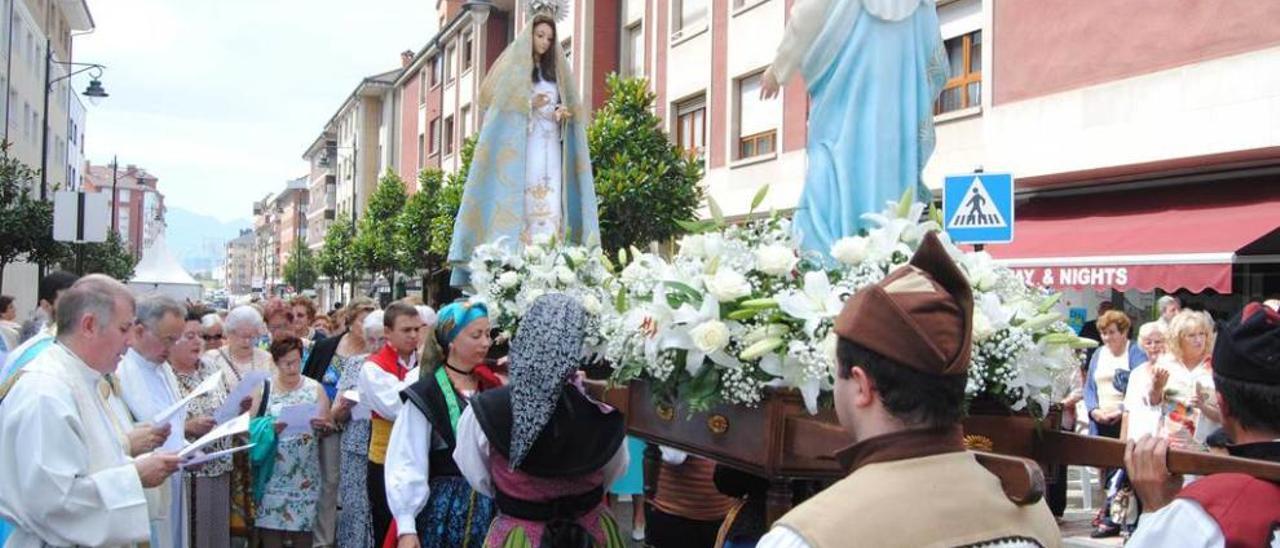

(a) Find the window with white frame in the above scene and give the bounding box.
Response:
[736,72,778,160]
[675,95,706,159]
[428,117,440,155]
[443,115,455,156]
[673,0,707,37]
[462,32,474,73]
[430,54,442,87]
[624,22,644,77]
[460,105,471,140]
[445,45,456,84]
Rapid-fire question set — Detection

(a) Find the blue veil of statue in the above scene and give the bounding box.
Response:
[792,0,948,258]
[448,15,600,289]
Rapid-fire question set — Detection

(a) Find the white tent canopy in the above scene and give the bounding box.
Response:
[129,233,203,302]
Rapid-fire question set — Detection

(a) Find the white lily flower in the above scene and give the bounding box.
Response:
[760,351,822,415]
[777,271,844,336]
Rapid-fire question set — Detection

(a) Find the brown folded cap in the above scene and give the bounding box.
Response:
[833,231,973,376]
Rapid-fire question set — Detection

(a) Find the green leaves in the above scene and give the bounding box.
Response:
[0,147,63,290]
[282,239,318,291]
[587,74,704,254]
[318,213,357,287]
[355,169,408,281]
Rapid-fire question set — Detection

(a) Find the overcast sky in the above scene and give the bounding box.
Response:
[76,0,436,222]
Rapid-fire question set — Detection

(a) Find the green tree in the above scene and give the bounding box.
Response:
[430,136,475,261]
[318,213,358,300]
[282,239,318,291]
[396,168,446,303]
[70,230,137,280]
[355,170,408,294]
[588,74,704,253]
[0,147,62,293]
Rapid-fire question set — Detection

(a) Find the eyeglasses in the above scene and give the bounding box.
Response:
[202,334,224,341]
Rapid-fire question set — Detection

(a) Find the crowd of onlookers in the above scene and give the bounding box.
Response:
[1054,295,1255,538]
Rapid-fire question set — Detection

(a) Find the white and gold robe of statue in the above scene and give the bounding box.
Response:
[0,343,151,548]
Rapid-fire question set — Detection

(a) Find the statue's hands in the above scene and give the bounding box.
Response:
[532,93,551,109]
[554,105,572,123]
[760,68,781,100]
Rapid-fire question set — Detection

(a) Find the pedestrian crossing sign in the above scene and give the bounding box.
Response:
[942,172,1014,244]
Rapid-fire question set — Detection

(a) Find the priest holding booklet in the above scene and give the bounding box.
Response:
[0,275,182,548]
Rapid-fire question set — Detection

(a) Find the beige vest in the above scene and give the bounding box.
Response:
[777,452,1061,548]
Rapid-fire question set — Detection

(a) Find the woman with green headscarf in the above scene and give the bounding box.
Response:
[383,302,504,548]
[455,293,629,548]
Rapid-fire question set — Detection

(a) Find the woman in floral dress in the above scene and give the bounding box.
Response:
[331,304,384,548]
[257,336,332,548]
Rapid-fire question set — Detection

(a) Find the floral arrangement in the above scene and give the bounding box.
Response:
[467,189,1097,419]
[467,233,613,353]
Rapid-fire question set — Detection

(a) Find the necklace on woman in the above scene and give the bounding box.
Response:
[445,362,474,377]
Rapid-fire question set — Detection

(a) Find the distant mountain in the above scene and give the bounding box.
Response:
[164,207,251,275]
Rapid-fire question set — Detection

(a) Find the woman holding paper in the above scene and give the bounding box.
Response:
[332,304,383,548]
[257,336,333,548]
[172,309,233,548]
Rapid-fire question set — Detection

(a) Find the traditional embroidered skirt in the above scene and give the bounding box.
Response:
[483,509,626,548]
[416,476,496,548]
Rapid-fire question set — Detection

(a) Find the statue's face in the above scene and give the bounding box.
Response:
[532,22,555,58]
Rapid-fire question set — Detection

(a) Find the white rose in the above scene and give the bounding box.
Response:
[830,236,869,265]
[566,248,588,265]
[582,294,603,315]
[705,269,752,303]
[525,245,546,260]
[689,320,731,353]
[555,265,576,285]
[497,271,520,289]
[755,244,797,277]
[972,309,995,341]
[531,232,554,247]
[678,234,706,258]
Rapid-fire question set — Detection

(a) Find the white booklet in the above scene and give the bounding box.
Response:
[276,402,320,439]
[179,412,250,459]
[181,443,255,469]
[153,371,223,425]
[213,370,271,424]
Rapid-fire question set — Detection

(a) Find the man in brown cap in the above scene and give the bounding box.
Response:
[758,232,1060,548]
[1125,302,1280,547]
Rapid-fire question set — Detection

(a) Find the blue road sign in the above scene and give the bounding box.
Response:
[943,172,1014,244]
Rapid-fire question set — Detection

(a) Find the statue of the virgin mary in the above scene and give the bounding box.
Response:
[763,0,948,258]
[448,0,600,288]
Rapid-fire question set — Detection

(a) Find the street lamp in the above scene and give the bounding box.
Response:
[462,0,494,27]
[41,55,109,200]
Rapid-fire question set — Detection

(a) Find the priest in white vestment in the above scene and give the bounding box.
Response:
[117,295,190,548]
[0,275,181,548]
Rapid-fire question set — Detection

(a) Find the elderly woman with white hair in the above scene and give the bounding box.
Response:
[201,313,225,352]
[329,301,383,548]
[206,305,274,538]
[206,306,274,387]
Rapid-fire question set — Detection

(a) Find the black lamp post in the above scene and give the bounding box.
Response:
[41,47,108,200]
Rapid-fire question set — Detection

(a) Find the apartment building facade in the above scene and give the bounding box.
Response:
[224,228,254,295]
[82,163,166,258]
[0,0,94,317]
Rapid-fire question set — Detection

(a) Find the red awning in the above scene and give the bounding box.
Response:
[984,180,1280,293]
